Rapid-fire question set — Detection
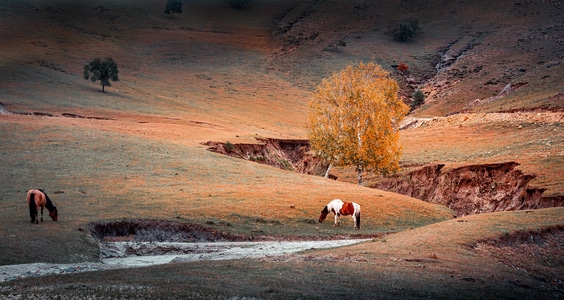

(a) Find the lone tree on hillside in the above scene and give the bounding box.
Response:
[307,62,409,186]
[83,57,119,92]
[164,0,182,18]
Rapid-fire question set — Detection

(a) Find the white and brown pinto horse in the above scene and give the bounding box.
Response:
[26,189,58,224]
[319,199,361,230]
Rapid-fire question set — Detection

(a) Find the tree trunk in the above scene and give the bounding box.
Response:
[102,84,105,92]
[356,164,363,186]
[324,163,333,178]
[356,116,363,186]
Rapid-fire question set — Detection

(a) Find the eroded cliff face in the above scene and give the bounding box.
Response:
[204,139,329,176]
[374,162,564,216]
[205,140,563,216]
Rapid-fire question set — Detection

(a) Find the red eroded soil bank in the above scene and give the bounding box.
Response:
[207,140,564,217]
[374,162,564,216]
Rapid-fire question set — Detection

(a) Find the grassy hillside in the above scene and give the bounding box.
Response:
[0,0,310,137]
[0,113,453,265]
[0,0,562,298]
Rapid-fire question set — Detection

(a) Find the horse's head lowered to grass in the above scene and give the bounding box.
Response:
[319,205,330,223]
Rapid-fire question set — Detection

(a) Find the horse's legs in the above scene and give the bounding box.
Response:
[334,213,341,227]
[40,206,44,222]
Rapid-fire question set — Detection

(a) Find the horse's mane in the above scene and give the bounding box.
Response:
[39,189,56,211]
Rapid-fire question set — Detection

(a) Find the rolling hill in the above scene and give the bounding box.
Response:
[0,0,562,298]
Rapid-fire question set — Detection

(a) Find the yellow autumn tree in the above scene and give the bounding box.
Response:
[307,62,409,185]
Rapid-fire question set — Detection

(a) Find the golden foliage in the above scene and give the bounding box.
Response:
[307,62,409,184]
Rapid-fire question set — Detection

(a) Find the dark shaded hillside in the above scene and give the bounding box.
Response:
[271,0,563,116]
[0,0,561,118]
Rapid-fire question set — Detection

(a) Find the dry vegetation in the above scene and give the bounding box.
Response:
[0,0,562,298]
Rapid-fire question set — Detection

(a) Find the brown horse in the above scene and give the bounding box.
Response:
[26,189,58,224]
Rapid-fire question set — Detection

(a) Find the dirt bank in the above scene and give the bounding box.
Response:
[204,138,330,176]
[88,219,381,244]
[205,138,564,217]
[373,162,564,216]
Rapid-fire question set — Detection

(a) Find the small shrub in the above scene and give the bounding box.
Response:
[224,141,235,153]
[411,90,425,110]
[276,157,294,171]
[391,19,420,42]
[228,0,250,9]
[397,62,409,73]
[163,0,182,18]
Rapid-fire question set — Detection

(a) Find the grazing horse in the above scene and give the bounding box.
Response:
[26,189,58,224]
[319,199,361,230]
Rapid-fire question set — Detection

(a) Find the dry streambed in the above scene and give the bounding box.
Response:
[100,239,369,266]
[0,220,371,282]
[0,240,368,282]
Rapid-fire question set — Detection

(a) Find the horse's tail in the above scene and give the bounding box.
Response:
[29,193,37,222]
[355,212,361,229]
[354,202,361,229]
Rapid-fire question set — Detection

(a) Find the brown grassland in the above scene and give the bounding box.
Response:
[0,0,562,299]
